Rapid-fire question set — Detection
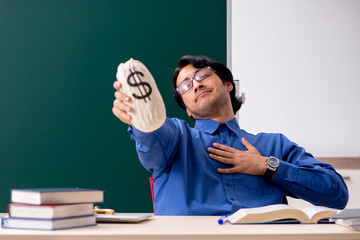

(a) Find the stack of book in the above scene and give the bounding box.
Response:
[1,188,104,230]
[330,209,360,231]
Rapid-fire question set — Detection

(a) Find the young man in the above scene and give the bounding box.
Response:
[112,55,348,215]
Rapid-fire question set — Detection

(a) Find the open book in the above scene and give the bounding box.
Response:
[226,204,340,224]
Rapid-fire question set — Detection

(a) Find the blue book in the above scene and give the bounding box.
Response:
[1,215,97,230]
[11,188,103,205]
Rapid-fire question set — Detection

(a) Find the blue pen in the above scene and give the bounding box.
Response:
[218,216,228,225]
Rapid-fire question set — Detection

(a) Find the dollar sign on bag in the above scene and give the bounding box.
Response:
[127,67,152,102]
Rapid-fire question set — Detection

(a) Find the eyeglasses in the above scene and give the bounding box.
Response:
[176,67,214,95]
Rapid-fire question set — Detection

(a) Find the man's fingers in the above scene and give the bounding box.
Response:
[208,153,233,164]
[208,147,233,158]
[217,167,236,174]
[112,80,134,125]
[114,90,131,103]
[212,143,237,153]
[113,98,132,112]
[113,81,131,103]
[112,106,132,125]
[113,81,121,90]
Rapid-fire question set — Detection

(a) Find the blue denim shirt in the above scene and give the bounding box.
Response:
[129,118,348,215]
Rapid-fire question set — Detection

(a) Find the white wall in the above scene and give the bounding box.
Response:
[228,0,360,157]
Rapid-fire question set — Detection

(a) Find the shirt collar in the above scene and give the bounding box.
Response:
[194,118,240,135]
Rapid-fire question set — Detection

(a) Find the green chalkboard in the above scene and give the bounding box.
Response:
[0,0,226,212]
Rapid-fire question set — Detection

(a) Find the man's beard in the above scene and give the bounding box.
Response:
[187,92,230,120]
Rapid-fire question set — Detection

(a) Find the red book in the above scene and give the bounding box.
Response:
[8,203,94,219]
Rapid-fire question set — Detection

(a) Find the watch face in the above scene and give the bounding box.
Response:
[268,157,279,168]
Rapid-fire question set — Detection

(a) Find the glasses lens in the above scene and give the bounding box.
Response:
[177,67,212,95]
[195,67,212,81]
[178,79,193,95]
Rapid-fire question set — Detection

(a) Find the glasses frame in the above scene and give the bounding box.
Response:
[176,67,214,95]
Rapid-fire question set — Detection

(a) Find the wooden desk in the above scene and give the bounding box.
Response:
[1,216,360,240]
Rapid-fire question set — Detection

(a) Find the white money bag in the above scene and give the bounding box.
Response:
[116,58,166,132]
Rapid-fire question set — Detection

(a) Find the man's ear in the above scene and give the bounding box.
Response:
[226,81,233,92]
[186,108,192,117]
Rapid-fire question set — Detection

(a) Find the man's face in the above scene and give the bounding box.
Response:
[176,64,233,119]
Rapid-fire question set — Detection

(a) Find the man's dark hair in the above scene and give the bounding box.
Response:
[172,55,242,115]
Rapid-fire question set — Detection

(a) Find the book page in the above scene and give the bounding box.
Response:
[302,206,339,223]
[228,204,310,224]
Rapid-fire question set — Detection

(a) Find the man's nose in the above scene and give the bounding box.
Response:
[192,79,204,93]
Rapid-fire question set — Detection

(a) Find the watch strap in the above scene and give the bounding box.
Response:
[263,167,276,180]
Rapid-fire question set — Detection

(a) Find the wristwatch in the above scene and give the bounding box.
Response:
[263,156,279,180]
